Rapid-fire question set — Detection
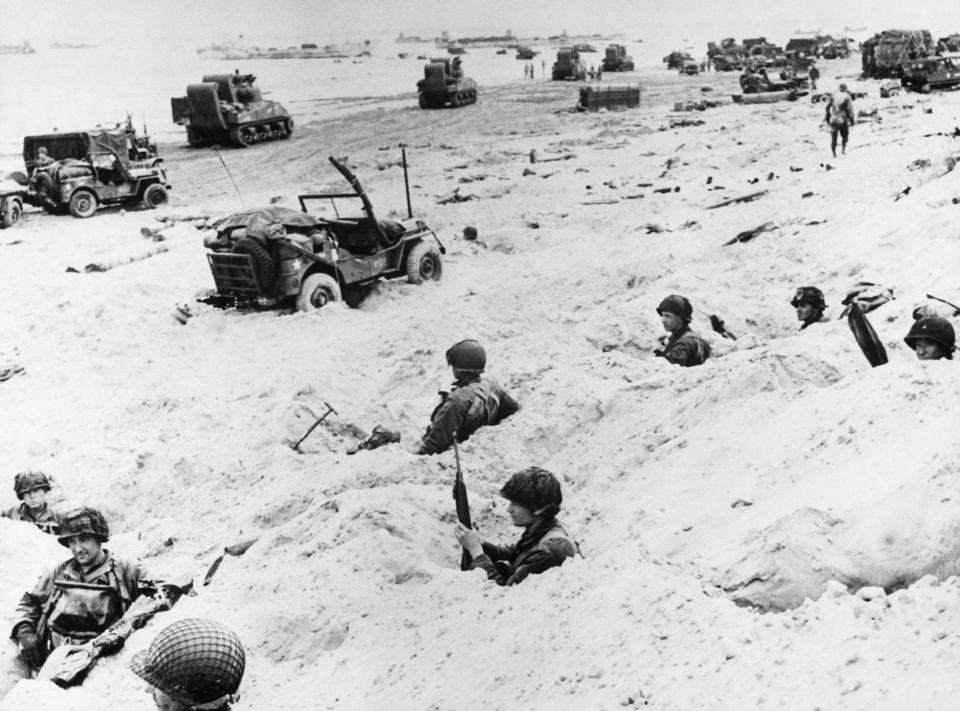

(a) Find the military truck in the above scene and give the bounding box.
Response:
[552,48,586,80]
[602,44,634,72]
[171,73,293,148]
[21,129,170,218]
[203,156,444,311]
[416,57,477,108]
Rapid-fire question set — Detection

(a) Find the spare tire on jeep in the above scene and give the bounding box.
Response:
[232,236,276,291]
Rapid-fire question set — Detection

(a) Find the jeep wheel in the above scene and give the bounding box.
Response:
[296,273,342,312]
[405,241,443,284]
[69,190,97,219]
[4,199,22,228]
[232,236,276,291]
[141,184,168,210]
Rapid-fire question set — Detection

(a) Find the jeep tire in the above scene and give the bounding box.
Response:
[405,241,443,284]
[142,184,168,210]
[232,236,276,291]
[69,190,98,219]
[296,273,342,312]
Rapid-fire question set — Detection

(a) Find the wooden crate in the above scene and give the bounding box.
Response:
[578,84,641,111]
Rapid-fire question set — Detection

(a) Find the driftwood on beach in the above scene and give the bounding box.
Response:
[706,190,768,209]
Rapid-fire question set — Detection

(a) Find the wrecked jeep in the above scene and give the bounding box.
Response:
[203,156,444,311]
[22,128,169,218]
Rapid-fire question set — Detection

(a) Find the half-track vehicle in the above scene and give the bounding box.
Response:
[739,67,809,94]
[202,156,444,312]
[901,54,960,93]
[20,129,170,218]
[552,48,586,80]
[171,73,293,148]
[601,44,634,72]
[417,57,477,108]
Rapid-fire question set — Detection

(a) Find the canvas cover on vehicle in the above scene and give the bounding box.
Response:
[212,207,324,237]
[23,128,130,175]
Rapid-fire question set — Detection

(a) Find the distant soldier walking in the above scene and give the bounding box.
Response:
[417,339,519,455]
[825,83,855,157]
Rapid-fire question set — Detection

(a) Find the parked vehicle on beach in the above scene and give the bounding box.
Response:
[601,44,634,72]
[416,57,477,108]
[901,54,960,92]
[202,156,444,311]
[680,58,700,75]
[552,48,586,80]
[171,73,293,148]
[0,185,25,228]
[20,129,170,218]
[861,29,935,78]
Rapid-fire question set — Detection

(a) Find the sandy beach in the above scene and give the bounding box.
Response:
[2,50,960,710]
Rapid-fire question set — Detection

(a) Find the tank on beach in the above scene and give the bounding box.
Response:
[416,57,477,109]
[170,73,293,148]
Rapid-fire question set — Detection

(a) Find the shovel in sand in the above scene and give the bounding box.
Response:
[291,401,337,452]
[203,537,261,586]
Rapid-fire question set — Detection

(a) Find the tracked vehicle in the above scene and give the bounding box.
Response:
[171,73,292,148]
[417,58,477,108]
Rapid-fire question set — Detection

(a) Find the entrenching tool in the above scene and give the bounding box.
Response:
[203,537,261,586]
[452,438,474,571]
[926,293,960,316]
[292,401,337,452]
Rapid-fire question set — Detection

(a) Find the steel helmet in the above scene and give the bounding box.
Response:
[130,618,246,707]
[446,339,486,372]
[462,225,478,240]
[656,295,693,322]
[790,286,826,311]
[14,470,51,499]
[904,316,956,357]
[500,466,563,514]
[57,507,109,546]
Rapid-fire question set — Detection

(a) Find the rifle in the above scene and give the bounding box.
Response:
[451,438,473,571]
[39,577,193,688]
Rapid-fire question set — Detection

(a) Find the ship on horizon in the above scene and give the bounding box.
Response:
[0,41,36,54]
[197,39,375,60]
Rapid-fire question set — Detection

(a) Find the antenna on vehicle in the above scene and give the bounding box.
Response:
[212,148,245,208]
[400,143,412,218]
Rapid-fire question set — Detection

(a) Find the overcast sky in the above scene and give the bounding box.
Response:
[1,0,958,46]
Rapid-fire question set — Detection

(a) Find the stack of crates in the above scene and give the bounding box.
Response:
[578,84,641,111]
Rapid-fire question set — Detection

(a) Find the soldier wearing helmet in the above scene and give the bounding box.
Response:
[654,295,711,367]
[904,316,956,361]
[417,339,520,455]
[455,467,579,586]
[1,471,61,535]
[791,286,827,330]
[130,618,246,710]
[9,506,149,673]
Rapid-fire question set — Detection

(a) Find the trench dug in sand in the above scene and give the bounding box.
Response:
[3,56,960,709]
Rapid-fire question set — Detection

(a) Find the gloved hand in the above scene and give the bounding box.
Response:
[17,630,45,668]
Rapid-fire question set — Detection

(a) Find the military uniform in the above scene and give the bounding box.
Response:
[471,517,578,586]
[1,503,61,535]
[418,376,519,455]
[657,327,711,367]
[11,552,148,649]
